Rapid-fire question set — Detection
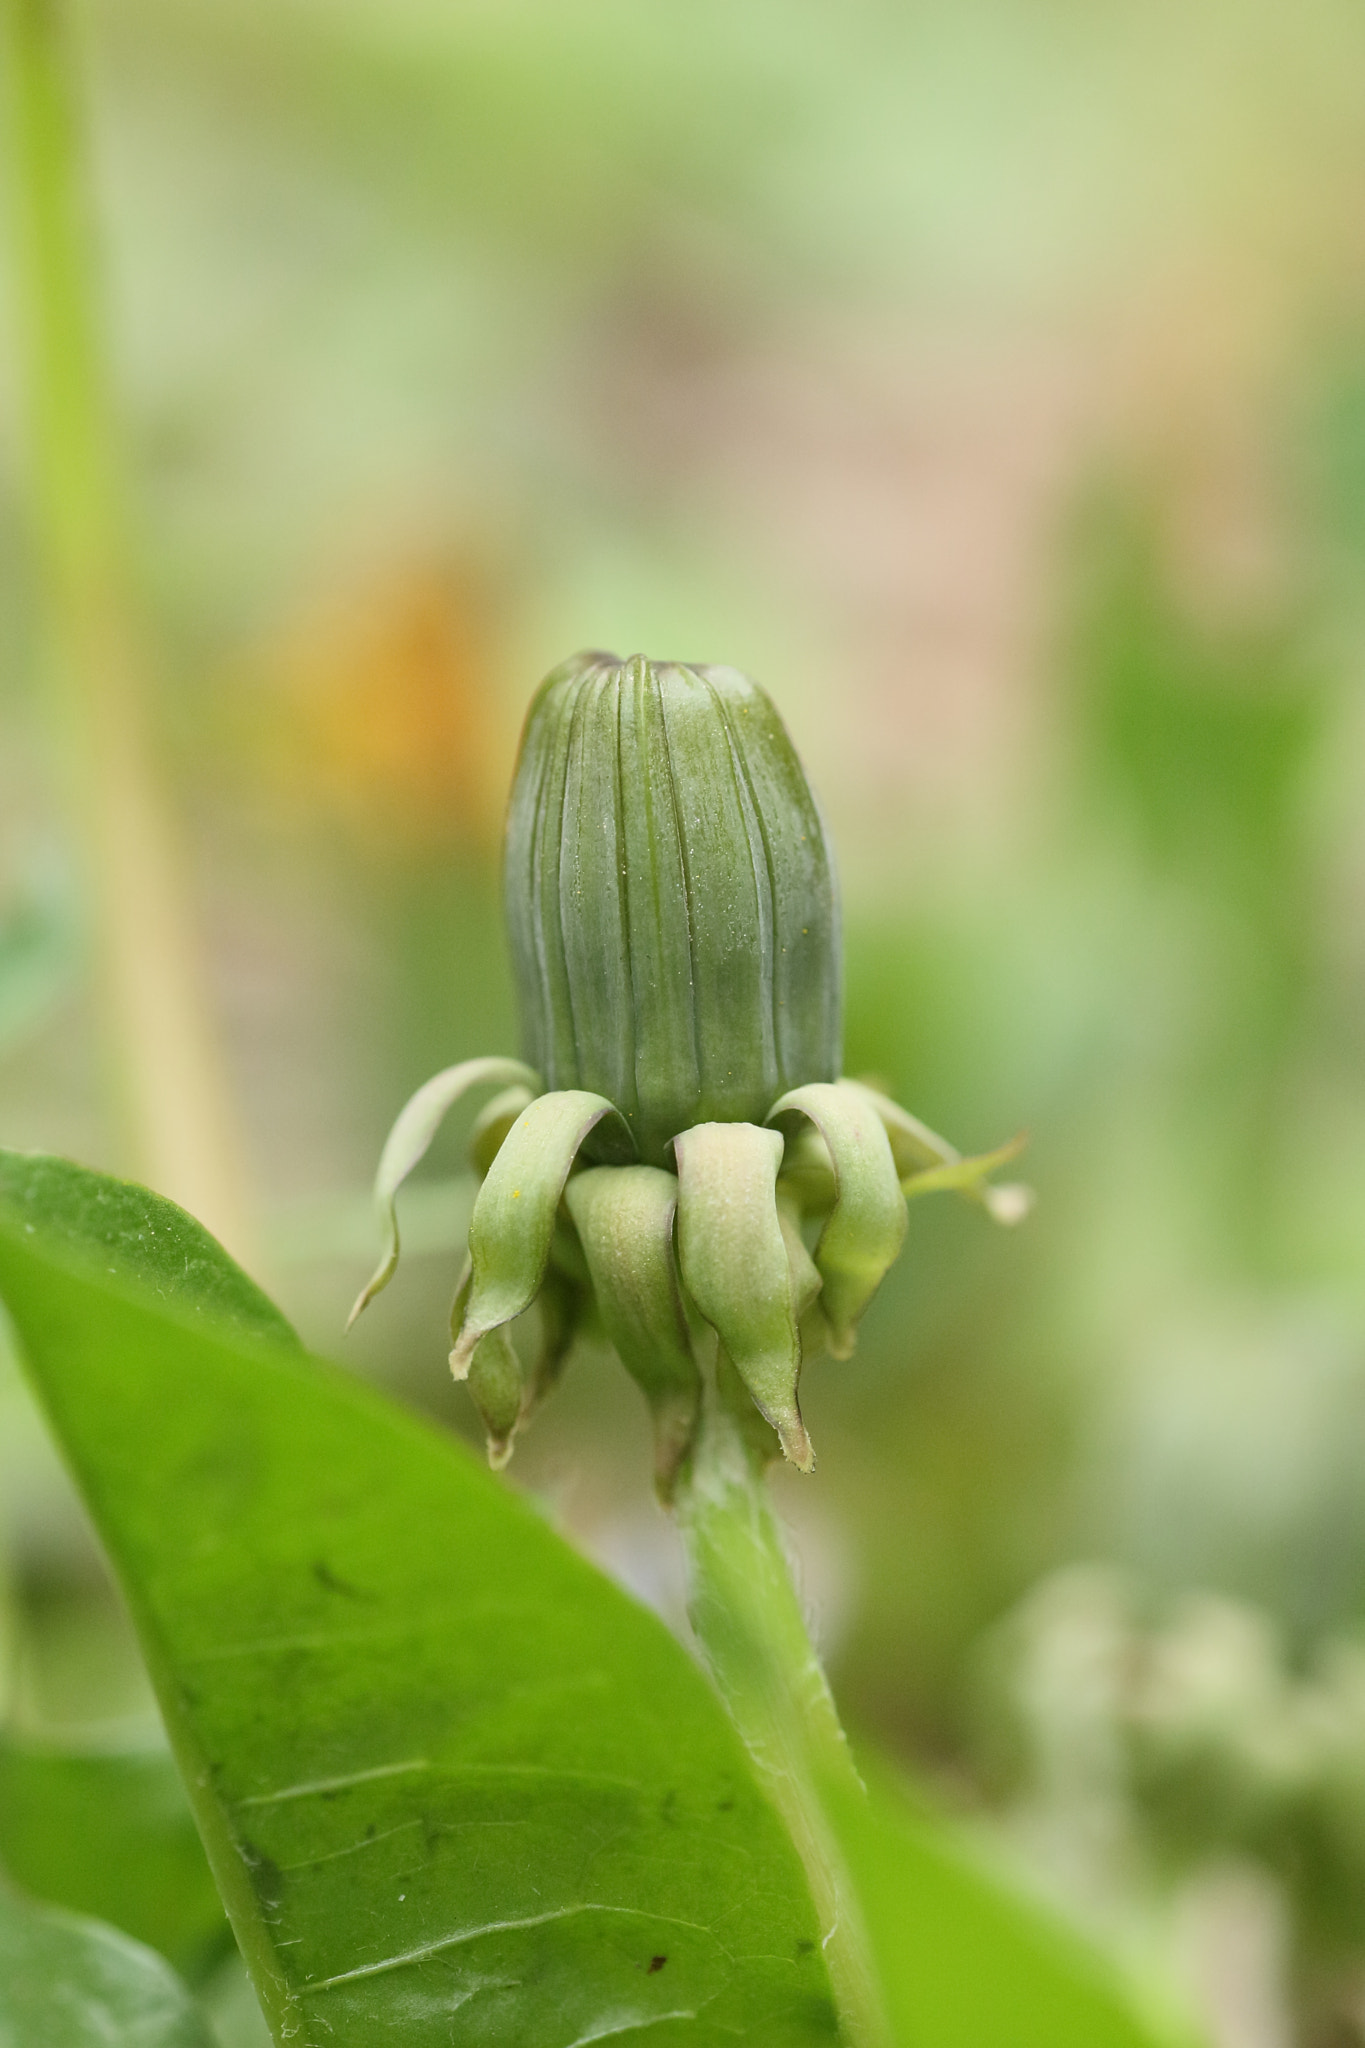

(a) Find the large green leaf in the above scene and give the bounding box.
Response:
[823,1766,1195,2048]
[0,1878,214,2048]
[0,1154,295,1349]
[0,1159,838,2047]
[0,1734,230,1983]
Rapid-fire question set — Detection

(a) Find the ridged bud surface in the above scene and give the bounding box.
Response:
[505,652,841,1167]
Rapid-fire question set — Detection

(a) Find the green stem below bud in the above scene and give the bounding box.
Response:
[673,1387,892,2048]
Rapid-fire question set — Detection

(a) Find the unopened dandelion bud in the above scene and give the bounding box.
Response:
[504,652,841,1169]
[355,647,1028,1479]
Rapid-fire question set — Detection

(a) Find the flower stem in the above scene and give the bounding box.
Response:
[673,1385,891,2048]
[3,0,253,1261]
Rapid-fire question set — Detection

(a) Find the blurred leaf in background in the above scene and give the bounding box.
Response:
[0,1736,229,1985]
[0,1877,214,2048]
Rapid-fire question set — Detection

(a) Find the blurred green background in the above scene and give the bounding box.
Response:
[3,2,1365,2042]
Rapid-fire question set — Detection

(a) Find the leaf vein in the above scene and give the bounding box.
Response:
[562,2011,700,2047]
[300,1906,713,1995]
[239,1759,431,1805]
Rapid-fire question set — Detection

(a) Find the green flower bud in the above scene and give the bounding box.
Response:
[504,651,841,1169]
[351,649,1030,1480]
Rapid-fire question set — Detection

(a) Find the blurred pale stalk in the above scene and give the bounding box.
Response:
[676,1388,893,2048]
[3,0,253,1262]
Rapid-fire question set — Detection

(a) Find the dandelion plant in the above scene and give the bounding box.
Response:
[350,650,1029,2046]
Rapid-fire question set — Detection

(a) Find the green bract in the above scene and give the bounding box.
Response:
[352,651,1030,1493]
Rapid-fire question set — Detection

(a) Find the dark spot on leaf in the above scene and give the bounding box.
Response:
[716,1798,734,1813]
[659,1789,677,1823]
[312,1557,368,1600]
[647,1955,666,1974]
[796,1937,815,1956]
[241,1843,284,1902]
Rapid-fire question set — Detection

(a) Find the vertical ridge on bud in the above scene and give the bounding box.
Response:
[560,666,635,1119]
[664,662,778,1128]
[703,667,841,1096]
[505,652,841,1166]
[618,658,701,1152]
[511,654,590,1093]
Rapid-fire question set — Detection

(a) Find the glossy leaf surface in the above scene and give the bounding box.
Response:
[0,1151,294,1348]
[0,1162,838,2048]
[0,1881,214,2048]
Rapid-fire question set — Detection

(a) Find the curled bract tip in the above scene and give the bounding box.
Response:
[768,1080,905,1358]
[674,1121,813,1473]
[846,1082,1031,1228]
[565,1165,701,1501]
[983,1180,1034,1226]
[449,1087,632,1376]
[448,1329,477,1382]
[364,1056,1030,1482]
[348,1056,540,1331]
[779,1415,816,1474]
[466,1325,523,1469]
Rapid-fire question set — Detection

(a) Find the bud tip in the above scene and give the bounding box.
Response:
[778,1415,816,1472]
[449,1329,478,1380]
[985,1182,1034,1226]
